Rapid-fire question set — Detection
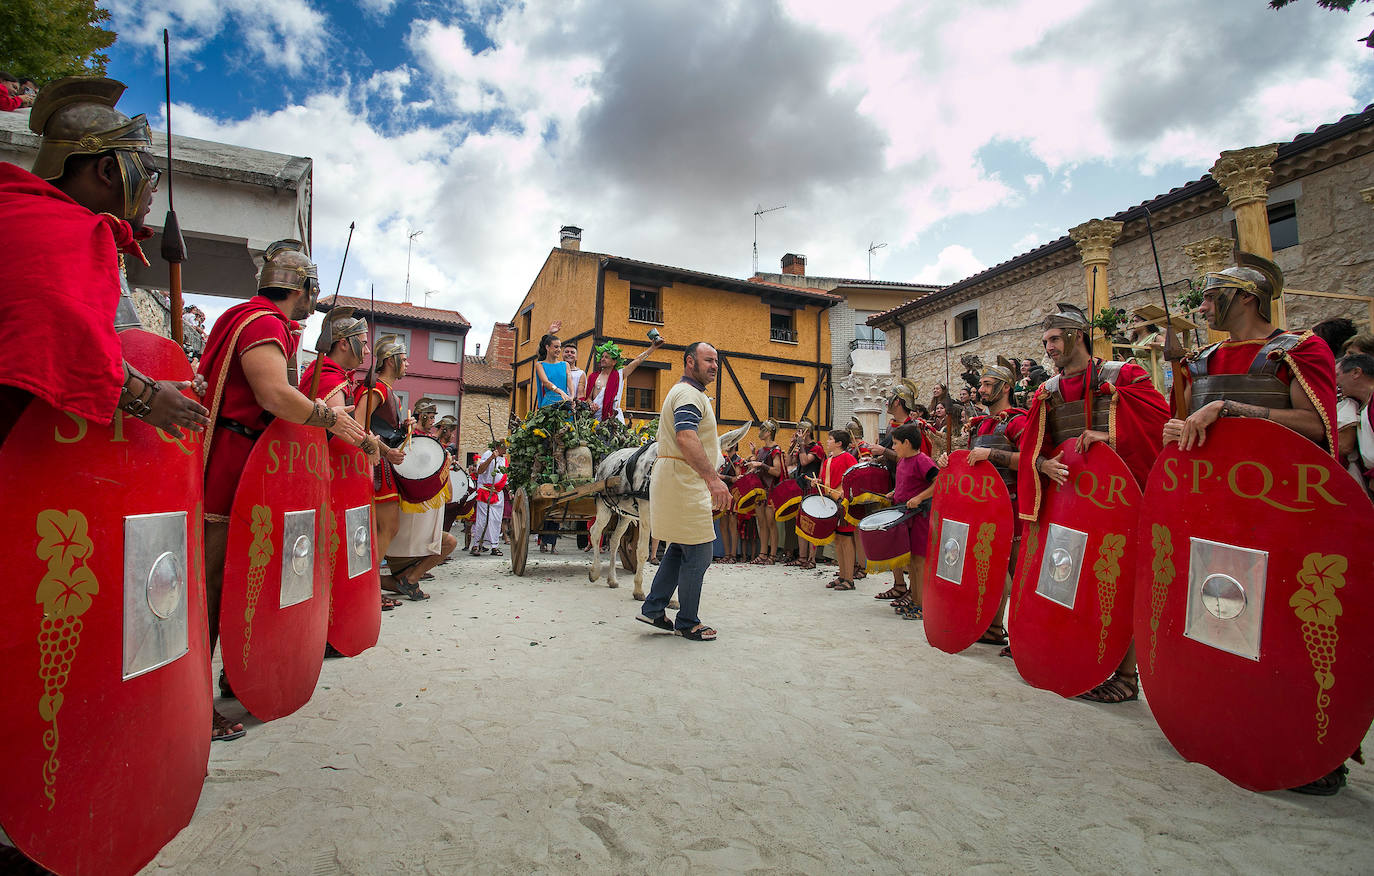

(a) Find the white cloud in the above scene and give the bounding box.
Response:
[109,0,329,75]
[915,245,986,285]
[1024,174,1044,192]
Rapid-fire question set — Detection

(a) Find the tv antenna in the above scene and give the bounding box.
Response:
[867,241,887,280]
[404,228,422,302]
[423,289,438,308]
[752,203,785,275]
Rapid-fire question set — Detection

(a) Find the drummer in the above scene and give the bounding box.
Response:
[717,446,745,563]
[784,417,824,570]
[886,424,939,620]
[386,397,451,599]
[745,418,785,565]
[807,430,858,590]
[867,379,924,606]
[353,335,413,597]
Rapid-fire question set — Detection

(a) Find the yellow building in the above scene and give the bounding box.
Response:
[510,227,837,445]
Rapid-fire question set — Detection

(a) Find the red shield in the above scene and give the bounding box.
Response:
[0,330,210,876]
[1010,440,1140,697]
[325,439,381,657]
[1135,419,1374,791]
[219,418,330,721]
[922,451,1015,654]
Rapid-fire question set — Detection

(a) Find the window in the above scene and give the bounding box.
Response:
[430,333,462,364]
[770,307,797,343]
[955,309,979,342]
[852,324,886,350]
[767,380,791,421]
[1268,201,1298,251]
[426,396,458,421]
[625,368,657,412]
[629,286,663,324]
[392,389,409,414]
[519,308,532,344]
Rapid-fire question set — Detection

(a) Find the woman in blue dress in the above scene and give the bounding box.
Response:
[535,333,572,408]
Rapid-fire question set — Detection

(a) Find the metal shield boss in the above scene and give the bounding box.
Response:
[0,329,210,876]
[922,451,1014,654]
[325,438,380,657]
[1135,419,1374,791]
[220,418,331,721]
[1010,440,1140,697]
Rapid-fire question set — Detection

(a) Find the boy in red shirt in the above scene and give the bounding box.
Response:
[807,430,858,589]
[887,424,939,619]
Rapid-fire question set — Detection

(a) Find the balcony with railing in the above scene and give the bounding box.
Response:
[770,326,798,343]
[849,337,886,351]
[629,305,664,324]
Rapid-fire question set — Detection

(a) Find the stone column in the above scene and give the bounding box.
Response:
[1210,144,1282,326]
[1069,218,1123,358]
[1184,235,1235,343]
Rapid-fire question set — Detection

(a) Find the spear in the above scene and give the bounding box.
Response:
[1085,265,1097,430]
[160,29,187,347]
[943,319,952,455]
[306,220,355,400]
[1143,206,1188,416]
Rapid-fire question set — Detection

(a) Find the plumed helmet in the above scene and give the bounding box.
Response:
[846,417,864,441]
[374,333,407,365]
[982,355,1015,385]
[1041,302,1091,334]
[436,415,458,430]
[413,398,438,418]
[258,239,319,295]
[1201,251,1284,325]
[889,377,920,410]
[796,416,815,436]
[30,77,153,181]
[759,418,780,436]
[314,305,368,355]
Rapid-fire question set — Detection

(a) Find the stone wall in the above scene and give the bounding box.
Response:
[458,391,511,467]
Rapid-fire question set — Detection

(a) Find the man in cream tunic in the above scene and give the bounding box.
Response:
[639,342,731,641]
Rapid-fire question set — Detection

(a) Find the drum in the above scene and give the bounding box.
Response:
[769,478,804,521]
[448,467,476,521]
[796,495,840,546]
[393,435,450,507]
[842,461,893,525]
[857,506,918,573]
[732,471,766,514]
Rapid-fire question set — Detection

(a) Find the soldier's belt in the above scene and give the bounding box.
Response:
[217,417,265,440]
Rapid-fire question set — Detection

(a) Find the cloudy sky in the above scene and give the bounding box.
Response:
[102,0,1373,343]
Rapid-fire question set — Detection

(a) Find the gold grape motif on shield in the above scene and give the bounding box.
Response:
[1289,552,1346,743]
[242,505,274,669]
[1092,534,1125,663]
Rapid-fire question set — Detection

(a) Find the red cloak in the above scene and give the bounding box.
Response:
[1016,360,1169,521]
[0,163,147,424]
[300,354,352,405]
[1180,330,1337,455]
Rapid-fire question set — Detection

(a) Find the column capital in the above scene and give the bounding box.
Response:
[1069,219,1124,267]
[1362,186,1374,209]
[1209,145,1278,210]
[1183,235,1235,277]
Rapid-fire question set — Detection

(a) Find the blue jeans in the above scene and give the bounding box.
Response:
[641,541,713,631]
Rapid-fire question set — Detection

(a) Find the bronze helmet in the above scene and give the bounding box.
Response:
[315,305,368,357]
[259,239,319,296]
[1201,252,1284,327]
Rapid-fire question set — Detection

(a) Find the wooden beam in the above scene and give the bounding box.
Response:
[721,354,759,422]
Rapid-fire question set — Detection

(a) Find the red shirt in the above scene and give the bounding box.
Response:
[0,85,25,112]
[208,297,298,431]
[821,451,856,490]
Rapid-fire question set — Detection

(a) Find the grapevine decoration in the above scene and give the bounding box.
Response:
[1289,552,1346,743]
[34,509,98,809]
[1014,522,1040,616]
[242,504,274,669]
[324,503,339,627]
[1093,533,1126,663]
[972,522,997,617]
[1147,524,1175,673]
[505,400,650,491]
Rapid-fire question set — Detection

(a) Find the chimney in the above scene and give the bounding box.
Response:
[475,343,482,358]
[781,253,806,276]
[487,322,517,367]
[559,225,582,251]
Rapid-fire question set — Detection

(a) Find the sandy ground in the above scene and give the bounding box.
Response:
[141,541,1374,876]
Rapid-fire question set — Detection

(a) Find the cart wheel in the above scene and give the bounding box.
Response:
[618,522,638,573]
[511,488,529,576]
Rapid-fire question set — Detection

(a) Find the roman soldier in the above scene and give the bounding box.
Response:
[1016,303,1169,704]
[354,334,412,591]
[198,240,366,740]
[0,76,209,445]
[1162,253,1336,454]
[412,398,439,436]
[745,418,786,564]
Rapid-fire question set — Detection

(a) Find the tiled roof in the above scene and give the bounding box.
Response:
[463,358,512,394]
[869,102,1374,327]
[572,250,842,304]
[318,295,471,329]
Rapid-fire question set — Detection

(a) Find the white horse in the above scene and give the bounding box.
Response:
[589,422,752,599]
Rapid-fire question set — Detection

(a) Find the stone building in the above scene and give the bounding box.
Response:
[510,227,837,448]
[457,323,515,466]
[753,255,939,441]
[870,104,1374,398]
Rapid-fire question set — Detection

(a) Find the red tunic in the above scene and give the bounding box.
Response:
[1180,331,1337,454]
[971,408,1028,536]
[0,163,143,425]
[1016,360,1169,521]
[299,354,353,406]
[822,451,857,534]
[197,296,298,516]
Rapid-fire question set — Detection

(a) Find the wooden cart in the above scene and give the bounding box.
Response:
[509,477,638,576]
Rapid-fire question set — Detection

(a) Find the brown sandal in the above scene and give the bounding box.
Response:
[874,587,908,600]
[833,579,856,591]
[1077,671,1139,704]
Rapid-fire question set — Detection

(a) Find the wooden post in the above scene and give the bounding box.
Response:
[1210,145,1281,326]
[1069,219,1123,359]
